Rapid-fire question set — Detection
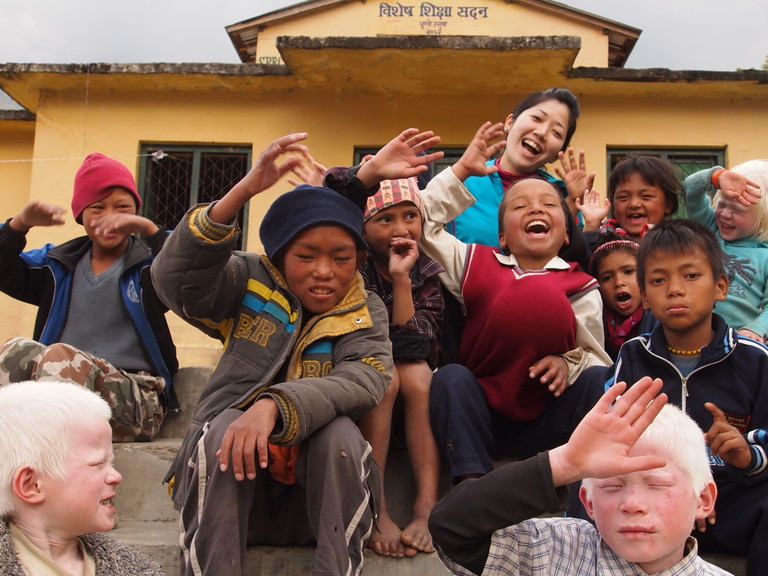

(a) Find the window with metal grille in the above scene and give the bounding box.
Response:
[607,148,726,218]
[138,145,251,249]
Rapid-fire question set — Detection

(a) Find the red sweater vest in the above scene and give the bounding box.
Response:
[460,244,597,420]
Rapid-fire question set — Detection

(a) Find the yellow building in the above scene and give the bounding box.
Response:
[1,0,766,364]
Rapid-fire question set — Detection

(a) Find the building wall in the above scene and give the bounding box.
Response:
[0,1,765,364]
[254,0,610,67]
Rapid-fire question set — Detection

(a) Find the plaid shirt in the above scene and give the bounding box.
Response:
[441,527,731,576]
[359,253,444,369]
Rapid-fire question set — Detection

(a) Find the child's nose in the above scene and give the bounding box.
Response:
[312,257,333,278]
[108,466,123,486]
[619,488,648,514]
[667,277,685,295]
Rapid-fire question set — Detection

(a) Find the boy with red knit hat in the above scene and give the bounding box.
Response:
[0,152,178,442]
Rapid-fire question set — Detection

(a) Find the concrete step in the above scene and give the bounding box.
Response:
[113,519,448,576]
[114,438,447,527]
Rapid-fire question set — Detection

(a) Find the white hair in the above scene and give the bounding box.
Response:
[582,403,713,496]
[0,380,112,517]
[713,159,768,242]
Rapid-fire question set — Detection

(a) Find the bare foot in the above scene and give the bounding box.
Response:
[367,512,408,557]
[400,515,434,554]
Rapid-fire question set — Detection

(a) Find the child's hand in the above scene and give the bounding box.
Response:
[209,133,309,224]
[451,121,506,182]
[241,132,310,196]
[549,377,667,486]
[737,328,764,344]
[575,188,610,232]
[92,213,160,238]
[695,510,717,533]
[554,148,595,218]
[217,398,279,481]
[356,128,444,187]
[529,355,569,396]
[388,237,419,279]
[287,150,327,187]
[704,402,752,469]
[718,170,761,207]
[11,201,66,232]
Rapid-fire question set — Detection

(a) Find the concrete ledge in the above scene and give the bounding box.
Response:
[113,520,448,576]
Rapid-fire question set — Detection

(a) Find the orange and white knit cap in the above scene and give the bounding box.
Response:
[364,177,424,221]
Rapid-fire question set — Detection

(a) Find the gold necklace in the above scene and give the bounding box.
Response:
[666,345,702,356]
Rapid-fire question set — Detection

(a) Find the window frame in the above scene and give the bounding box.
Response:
[138,144,252,248]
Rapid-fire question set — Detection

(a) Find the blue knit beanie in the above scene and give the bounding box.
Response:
[260,185,367,260]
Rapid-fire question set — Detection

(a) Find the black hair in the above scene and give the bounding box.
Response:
[510,88,580,151]
[608,155,680,216]
[497,177,570,249]
[636,219,726,290]
[588,234,639,277]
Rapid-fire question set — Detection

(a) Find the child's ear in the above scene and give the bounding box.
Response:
[356,250,368,269]
[499,234,508,254]
[714,274,729,303]
[578,484,596,520]
[12,466,45,505]
[695,481,717,521]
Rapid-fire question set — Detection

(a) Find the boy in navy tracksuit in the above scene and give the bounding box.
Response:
[577,219,768,576]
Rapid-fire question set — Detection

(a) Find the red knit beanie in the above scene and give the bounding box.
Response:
[72,153,141,223]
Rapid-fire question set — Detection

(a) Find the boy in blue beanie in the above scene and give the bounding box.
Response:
[151,130,442,576]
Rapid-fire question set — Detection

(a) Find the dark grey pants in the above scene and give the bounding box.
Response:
[178,410,378,576]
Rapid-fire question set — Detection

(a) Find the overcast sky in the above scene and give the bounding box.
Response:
[0,0,765,108]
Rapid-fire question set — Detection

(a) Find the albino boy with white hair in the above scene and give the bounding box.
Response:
[0,380,163,575]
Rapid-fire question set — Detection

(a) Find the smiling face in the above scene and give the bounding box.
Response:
[498,179,568,270]
[500,99,571,175]
[281,225,363,316]
[363,202,422,264]
[581,438,715,574]
[714,196,758,242]
[596,249,642,317]
[640,247,728,349]
[39,419,121,538]
[611,173,674,239]
[80,187,138,253]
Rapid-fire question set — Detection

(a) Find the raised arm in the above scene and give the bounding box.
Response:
[355,128,444,188]
[549,377,667,485]
[429,377,667,575]
[209,132,309,224]
[9,201,67,234]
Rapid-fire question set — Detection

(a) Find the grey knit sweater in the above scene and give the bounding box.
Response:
[0,519,164,576]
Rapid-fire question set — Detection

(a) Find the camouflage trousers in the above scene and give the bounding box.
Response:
[0,337,166,442]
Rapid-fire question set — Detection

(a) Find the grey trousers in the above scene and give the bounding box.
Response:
[178,410,378,576]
